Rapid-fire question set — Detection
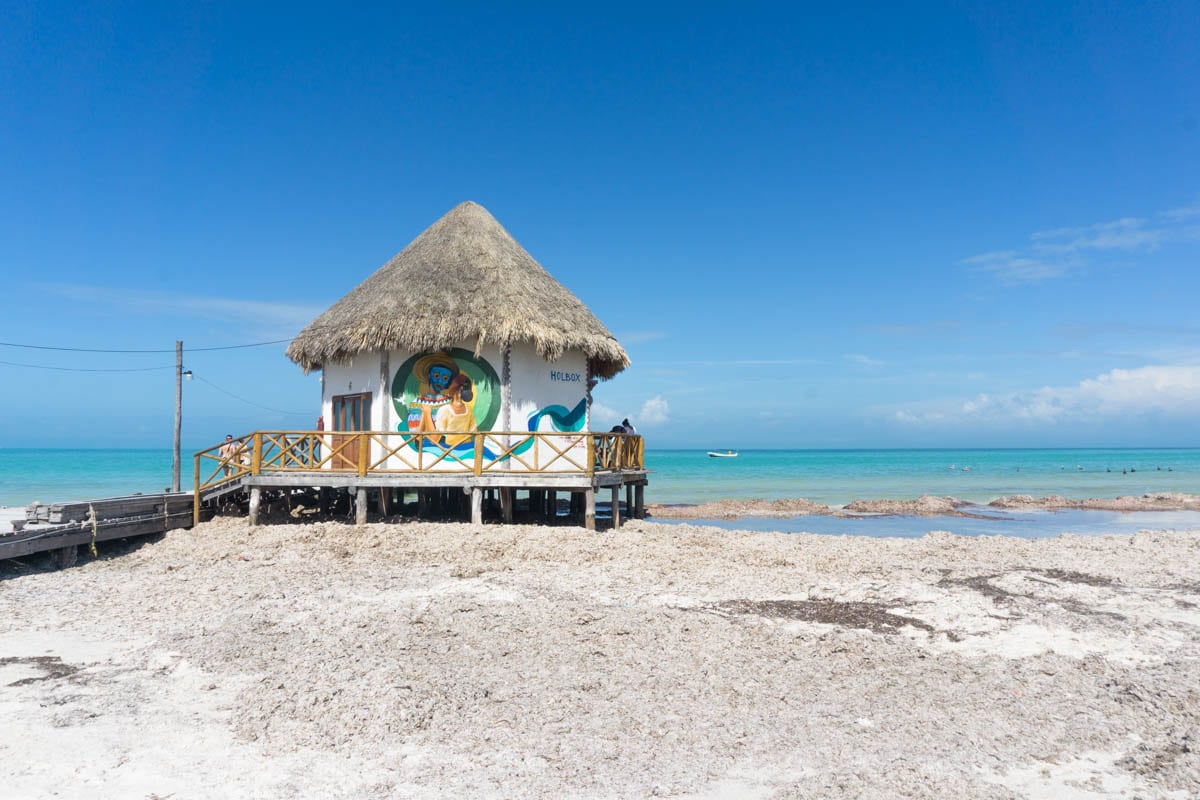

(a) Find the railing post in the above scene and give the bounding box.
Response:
[474,433,483,476]
[251,434,263,475]
[358,432,369,477]
[587,435,596,474]
[193,453,200,526]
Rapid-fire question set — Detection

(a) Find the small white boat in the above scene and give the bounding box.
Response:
[707,450,738,458]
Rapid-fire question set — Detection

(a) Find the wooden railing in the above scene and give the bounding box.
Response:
[194,430,645,496]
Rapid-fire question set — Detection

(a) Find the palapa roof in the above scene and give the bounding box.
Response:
[286,201,630,379]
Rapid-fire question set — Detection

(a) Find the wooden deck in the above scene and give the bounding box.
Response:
[0,431,649,565]
[0,493,196,565]
[195,429,648,529]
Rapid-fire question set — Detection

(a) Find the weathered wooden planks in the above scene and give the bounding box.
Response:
[0,512,193,560]
[25,493,192,525]
[4,492,197,563]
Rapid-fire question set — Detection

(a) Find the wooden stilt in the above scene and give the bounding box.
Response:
[52,545,78,569]
[635,483,645,518]
[547,489,557,522]
[418,489,428,517]
[625,484,633,521]
[355,488,368,526]
[471,488,483,525]
[249,488,261,526]
[379,487,389,517]
[585,488,596,531]
[611,485,621,528]
[501,488,513,523]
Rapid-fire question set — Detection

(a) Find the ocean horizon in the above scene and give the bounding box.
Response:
[2,445,1197,509]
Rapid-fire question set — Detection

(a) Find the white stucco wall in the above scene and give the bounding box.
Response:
[321,358,385,430]
[508,343,589,472]
[508,342,588,433]
[319,342,591,472]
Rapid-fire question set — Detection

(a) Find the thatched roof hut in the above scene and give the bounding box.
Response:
[286,201,629,379]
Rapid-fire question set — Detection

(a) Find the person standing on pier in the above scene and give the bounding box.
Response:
[218,435,243,477]
[313,415,324,462]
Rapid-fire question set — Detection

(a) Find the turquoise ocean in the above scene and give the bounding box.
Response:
[647,447,1200,506]
[2,447,1198,537]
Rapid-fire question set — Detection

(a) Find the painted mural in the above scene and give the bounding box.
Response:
[391,349,500,450]
[527,399,587,433]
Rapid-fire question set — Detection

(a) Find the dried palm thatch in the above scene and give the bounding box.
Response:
[286,201,630,379]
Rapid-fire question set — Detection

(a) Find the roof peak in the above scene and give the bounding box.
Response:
[286,202,630,379]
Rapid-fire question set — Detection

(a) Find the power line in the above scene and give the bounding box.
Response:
[0,359,175,373]
[0,358,312,415]
[0,338,294,353]
[192,375,309,416]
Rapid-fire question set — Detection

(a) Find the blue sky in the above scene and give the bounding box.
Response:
[1,2,1198,449]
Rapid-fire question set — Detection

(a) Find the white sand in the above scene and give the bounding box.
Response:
[0,507,24,532]
[1,518,1198,799]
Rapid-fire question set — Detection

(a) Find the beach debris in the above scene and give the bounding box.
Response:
[646,497,835,519]
[705,598,941,637]
[842,495,965,516]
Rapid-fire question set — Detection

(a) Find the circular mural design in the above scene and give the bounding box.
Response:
[391,348,500,448]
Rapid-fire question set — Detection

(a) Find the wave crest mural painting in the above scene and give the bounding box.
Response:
[528,399,587,433]
[391,348,500,449]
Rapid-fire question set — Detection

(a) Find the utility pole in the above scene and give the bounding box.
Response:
[173,340,182,492]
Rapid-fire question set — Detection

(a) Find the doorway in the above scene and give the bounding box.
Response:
[331,392,372,469]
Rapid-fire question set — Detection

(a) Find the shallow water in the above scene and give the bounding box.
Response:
[647,448,1200,506]
[0,449,180,506]
[653,507,1200,538]
[3,447,1199,540]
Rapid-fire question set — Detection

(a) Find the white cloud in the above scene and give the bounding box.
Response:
[961,251,1080,284]
[589,401,621,430]
[889,365,1200,427]
[846,354,883,368]
[1159,202,1200,221]
[962,203,1200,285]
[639,395,671,425]
[1030,217,1164,253]
[39,284,323,332]
[649,358,818,367]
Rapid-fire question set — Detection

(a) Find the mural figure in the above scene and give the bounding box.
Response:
[407,353,476,444]
[392,348,500,452]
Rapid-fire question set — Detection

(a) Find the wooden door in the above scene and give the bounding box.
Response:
[331,393,372,469]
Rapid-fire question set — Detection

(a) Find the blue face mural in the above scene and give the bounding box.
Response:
[391,348,500,453]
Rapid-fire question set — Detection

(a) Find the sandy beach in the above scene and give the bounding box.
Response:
[2,516,1198,799]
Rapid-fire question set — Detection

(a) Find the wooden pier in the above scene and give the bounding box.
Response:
[1,430,648,566]
[196,429,648,530]
[0,493,196,566]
